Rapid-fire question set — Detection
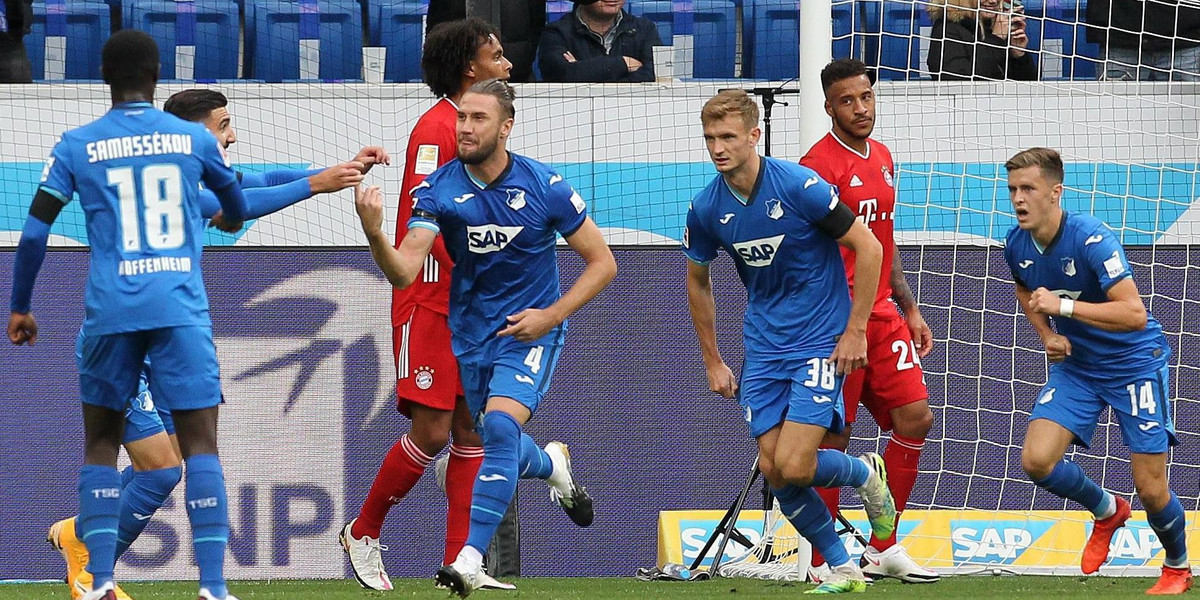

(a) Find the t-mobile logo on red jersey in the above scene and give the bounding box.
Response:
[856,198,890,226]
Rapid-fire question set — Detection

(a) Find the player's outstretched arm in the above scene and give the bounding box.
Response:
[831,219,883,374]
[686,260,737,399]
[499,217,617,342]
[200,162,366,220]
[1015,282,1071,362]
[1027,278,1148,333]
[892,241,933,357]
[355,184,434,289]
[8,190,64,345]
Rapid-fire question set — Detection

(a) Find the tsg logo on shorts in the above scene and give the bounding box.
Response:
[467,224,524,254]
[733,235,785,267]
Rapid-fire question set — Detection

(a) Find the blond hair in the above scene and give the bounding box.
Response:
[700,90,760,130]
[1005,147,1064,184]
[926,0,978,22]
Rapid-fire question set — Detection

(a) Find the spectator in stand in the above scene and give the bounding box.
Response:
[0,0,33,83]
[927,0,1037,80]
[1086,0,1200,81]
[538,0,661,83]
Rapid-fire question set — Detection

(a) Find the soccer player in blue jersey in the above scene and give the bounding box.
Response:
[1003,148,1191,595]
[8,30,248,600]
[353,78,616,597]
[683,90,896,594]
[44,87,383,600]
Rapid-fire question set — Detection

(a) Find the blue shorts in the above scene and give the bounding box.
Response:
[1030,364,1178,454]
[740,355,846,439]
[457,327,565,422]
[79,326,222,414]
[122,372,176,444]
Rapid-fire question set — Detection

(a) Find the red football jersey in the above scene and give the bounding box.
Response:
[801,133,898,316]
[391,98,458,325]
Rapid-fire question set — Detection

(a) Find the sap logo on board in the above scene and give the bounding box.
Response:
[733,235,785,267]
[467,225,524,254]
[678,518,766,567]
[950,520,1054,565]
[1086,521,1162,566]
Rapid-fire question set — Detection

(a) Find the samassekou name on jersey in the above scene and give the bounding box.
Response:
[86,132,194,163]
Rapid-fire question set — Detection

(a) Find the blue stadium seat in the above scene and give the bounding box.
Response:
[628,0,736,78]
[875,0,928,80]
[546,0,571,23]
[743,0,860,80]
[246,0,363,81]
[1033,0,1098,79]
[123,0,239,80]
[372,2,424,82]
[24,0,110,81]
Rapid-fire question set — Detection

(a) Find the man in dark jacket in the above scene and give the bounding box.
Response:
[1086,0,1200,81]
[427,0,545,83]
[926,0,1037,81]
[538,0,661,83]
[0,0,33,82]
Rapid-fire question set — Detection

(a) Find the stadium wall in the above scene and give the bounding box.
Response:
[2,83,1199,247]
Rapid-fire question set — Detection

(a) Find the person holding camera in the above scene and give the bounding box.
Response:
[926,0,1037,80]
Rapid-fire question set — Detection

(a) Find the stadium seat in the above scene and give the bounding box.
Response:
[371,2,424,82]
[546,0,571,23]
[875,0,930,80]
[123,0,239,81]
[742,0,859,80]
[25,0,111,81]
[628,0,737,79]
[1033,0,1098,79]
[246,0,363,81]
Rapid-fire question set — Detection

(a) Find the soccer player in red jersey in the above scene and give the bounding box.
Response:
[800,58,939,584]
[340,18,513,591]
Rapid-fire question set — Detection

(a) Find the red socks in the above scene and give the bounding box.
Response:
[353,434,432,540]
[443,444,484,564]
[870,433,924,551]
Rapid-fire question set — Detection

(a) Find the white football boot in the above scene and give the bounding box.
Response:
[338,520,393,590]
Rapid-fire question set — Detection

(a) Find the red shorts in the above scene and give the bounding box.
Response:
[393,306,462,416]
[842,310,928,431]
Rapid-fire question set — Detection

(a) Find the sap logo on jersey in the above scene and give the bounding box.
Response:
[467,224,524,254]
[1086,521,1162,566]
[733,235,785,267]
[950,520,1054,565]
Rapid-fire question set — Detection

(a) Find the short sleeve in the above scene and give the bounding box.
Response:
[682,203,719,264]
[197,130,239,191]
[790,171,841,224]
[38,139,75,204]
[407,180,443,234]
[545,172,587,236]
[1081,225,1132,291]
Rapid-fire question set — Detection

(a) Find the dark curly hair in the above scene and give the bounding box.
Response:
[820,58,870,94]
[422,18,501,99]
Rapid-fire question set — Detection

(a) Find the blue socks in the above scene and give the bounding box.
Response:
[466,412,522,553]
[773,484,850,567]
[810,450,869,489]
[120,465,136,489]
[115,466,182,559]
[518,432,553,479]
[1033,460,1110,517]
[185,454,229,599]
[78,465,122,588]
[1148,492,1189,569]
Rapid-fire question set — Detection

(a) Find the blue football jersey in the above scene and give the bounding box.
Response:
[1004,211,1169,379]
[409,153,588,354]
[683,157,852,358]
[38,101,238,336]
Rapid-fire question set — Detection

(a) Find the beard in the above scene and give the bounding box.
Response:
[458,135,500,165]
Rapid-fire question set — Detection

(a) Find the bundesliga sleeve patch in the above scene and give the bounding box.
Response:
[1104,251,1127,279]
[570,189,586,214]
[414,145,439,175]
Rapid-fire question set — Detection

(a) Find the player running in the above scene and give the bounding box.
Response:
[1004,147,1191,595]
[683,89,895,595]
[44,86,386,600]
[339,18,516,592]
[799,58,939,584]
[354,78,615,597]
[9,30,248,600]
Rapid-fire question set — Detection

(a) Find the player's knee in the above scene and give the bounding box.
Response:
[895,407,934,439]
[1020,451,1055,481]
[820,429,851,451]
[759,456,785,489]
[778,459,817,488]
[408,427,451,456]
[450,423,481,447]
[1136,485,1171,513]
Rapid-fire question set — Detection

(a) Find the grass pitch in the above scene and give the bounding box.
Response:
[0,575,1164,600]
